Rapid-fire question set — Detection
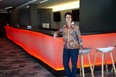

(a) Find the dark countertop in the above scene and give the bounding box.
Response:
[13,26,59,36]
[12,25,116,36]
[28,28,116,36]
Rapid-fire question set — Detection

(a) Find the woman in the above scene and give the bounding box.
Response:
[53,12,83,77]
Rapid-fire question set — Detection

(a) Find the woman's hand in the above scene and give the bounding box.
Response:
[53,32,57,38]
[80,45,83,50]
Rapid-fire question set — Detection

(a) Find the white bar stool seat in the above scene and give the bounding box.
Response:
[93,47,116,77]
[79,48,94,77]
[97,47,114,53]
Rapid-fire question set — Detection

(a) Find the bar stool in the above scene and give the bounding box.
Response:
[111,45,116,72]
[79,48,94,77]
[93,47,116,77]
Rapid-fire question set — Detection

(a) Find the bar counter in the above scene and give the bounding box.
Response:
[5,26,116,71]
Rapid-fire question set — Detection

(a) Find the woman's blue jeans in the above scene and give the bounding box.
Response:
[63,48,79,77]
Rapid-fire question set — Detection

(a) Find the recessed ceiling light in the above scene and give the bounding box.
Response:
[26,5,29,8]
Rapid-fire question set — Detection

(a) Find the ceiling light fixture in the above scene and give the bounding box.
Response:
[16,0,37,9]
[40,0,48,3]
[48,1,79,12]
[5,6,13,10]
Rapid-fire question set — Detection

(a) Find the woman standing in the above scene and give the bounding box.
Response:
[54,12,83,77]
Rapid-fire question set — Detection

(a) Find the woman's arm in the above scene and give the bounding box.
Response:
[53,27,63,38]
[77,26,83,49]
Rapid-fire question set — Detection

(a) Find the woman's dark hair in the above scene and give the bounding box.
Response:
[64,12,73,19]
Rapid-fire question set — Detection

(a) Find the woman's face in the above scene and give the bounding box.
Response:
[65,14,72,23]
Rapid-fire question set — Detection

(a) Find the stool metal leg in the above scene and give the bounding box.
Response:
[93,51,98,71]
[105,63,109,75]
[109,52,116,76]
[80,67,82,77]
[102,53,104,77]
[105,54,109,75]
[80,55,85,77]
[87,54,94,77]
[79,55,82,77]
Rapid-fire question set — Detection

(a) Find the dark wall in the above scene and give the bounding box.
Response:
[30,4,38,28]
[0,13,10,37]
[80,0,116,34]
[10,4,38,29]
[19,9,30,26]
[38,9,52,28]
[19,8,52,28]
[10,9,20,26]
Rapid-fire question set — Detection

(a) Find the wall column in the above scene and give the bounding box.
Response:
[29,4,38,29]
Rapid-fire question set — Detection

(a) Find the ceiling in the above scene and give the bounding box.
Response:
[0,0,78,9]
[0,0,31,9]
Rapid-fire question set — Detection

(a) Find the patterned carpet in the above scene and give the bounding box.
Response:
[0,37,115,77]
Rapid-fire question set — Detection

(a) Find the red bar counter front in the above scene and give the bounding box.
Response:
[5,26,116,71]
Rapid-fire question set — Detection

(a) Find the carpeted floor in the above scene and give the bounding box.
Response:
[0,37,115,77]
